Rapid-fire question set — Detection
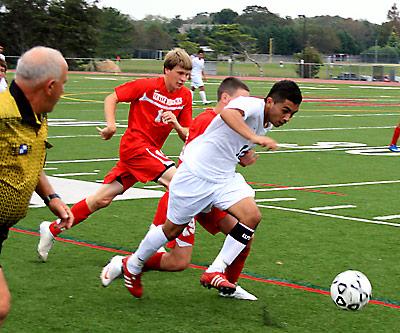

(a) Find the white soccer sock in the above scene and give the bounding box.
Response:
[127,225,168,274]
[199,90,208,103]
[206,234,248,273]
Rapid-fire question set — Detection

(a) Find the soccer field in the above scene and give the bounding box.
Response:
[2,73,399,332]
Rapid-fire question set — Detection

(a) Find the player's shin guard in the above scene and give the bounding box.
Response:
[127,225,168,274]
[49,199,92,236]
[206,222,254,273]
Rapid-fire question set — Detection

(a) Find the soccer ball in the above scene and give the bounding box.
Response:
[330,270,372,311]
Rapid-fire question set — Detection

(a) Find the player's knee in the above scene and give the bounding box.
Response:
[170,256,190,271]
[91,196,113,210]
[240,210,262,229]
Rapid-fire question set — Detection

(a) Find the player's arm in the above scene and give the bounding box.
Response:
[161,111,188,141]
[239,149,258,167]
[35,171,74,229]
[220,108,277,150]
[96,92,119,140]
[202,69,207,81]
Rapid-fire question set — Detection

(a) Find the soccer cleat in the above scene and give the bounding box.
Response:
[122,256,143,298]
[100,255,124,287]
[37,221,55,262]
[203,100,212,105]
[219,285,258,301]
[200,271,236,294]
[389,144,400,152]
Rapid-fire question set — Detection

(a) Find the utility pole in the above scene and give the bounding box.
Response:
[298,14,306,48]
[269,37,273,63]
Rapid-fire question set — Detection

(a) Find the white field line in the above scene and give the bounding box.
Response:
[255,198,297,202]
[272,126,393,132]
[310,205,356,211]
[52,172,98,177]
[46,158,119,164]
[254,180,400,192]
[257,145,385,154]
[374,214,400,221]
[297,113,400,118]
[257,204,400,228]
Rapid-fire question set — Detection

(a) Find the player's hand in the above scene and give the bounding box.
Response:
[239,149,258,167]
[96,126,116,140]
[251,135,278,150]
[161,111,178,127]
[48,199,74,229]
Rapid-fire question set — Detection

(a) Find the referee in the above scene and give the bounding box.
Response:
[0,46,73,326]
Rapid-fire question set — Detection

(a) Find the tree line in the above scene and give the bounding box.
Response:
[1,0,400,62]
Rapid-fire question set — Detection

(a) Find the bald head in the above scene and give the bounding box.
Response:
[16,46,68,87]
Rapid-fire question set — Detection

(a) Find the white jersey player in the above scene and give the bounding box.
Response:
[190,49,210,105]
[119,80,303,298]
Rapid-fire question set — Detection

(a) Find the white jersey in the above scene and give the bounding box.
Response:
[190,55,204,78]
[0,77,7,93]
[182,96,273,183]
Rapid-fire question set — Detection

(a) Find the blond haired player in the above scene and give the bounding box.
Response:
[38,48,193,261]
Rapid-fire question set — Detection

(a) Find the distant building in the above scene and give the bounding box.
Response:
[178,24,216,34]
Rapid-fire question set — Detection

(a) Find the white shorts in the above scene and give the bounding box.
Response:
[167,164,255,225]
[191,75,204,89]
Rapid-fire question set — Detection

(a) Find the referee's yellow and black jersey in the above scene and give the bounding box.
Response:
[0,81,48,225]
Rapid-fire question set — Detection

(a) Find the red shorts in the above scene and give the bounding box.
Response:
[196,207,228,235]
[103,147,175,191]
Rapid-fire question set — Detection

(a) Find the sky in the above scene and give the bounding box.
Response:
[98,0,397,24]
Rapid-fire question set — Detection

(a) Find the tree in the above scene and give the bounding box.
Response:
[294,46,322,78]
[0,0,51,54]
[95,7,135,57]
[211,9,238,24]
[47,0,99,58]
[207,24,264,75]
[176,34,200,55]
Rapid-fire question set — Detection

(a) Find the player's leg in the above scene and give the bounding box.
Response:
[201,174,259,292]
[199,209,257,300]
[119,166,212,297]
[100,221,194,288]
[198,85,210,105]
[206,196,260,272]
[389,123,400,152]
[38,160,133,262]
[37,180,124,262]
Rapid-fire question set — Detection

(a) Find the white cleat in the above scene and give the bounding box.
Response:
[219,285,258,301]
[37,221,55,262]
[100,255,124,287]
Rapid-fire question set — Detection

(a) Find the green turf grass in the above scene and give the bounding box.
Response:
[2,73,399,332]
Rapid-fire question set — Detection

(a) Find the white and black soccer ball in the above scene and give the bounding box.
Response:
[330,270,372,311]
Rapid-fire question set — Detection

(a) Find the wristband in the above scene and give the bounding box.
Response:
[43,193,61,206]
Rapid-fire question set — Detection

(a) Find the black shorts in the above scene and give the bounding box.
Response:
[0,223,10,255]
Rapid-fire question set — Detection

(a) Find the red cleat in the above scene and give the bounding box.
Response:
[122,256,143,298]
[200,271,236,294]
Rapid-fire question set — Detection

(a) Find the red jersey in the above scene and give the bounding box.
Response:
[115,77,192,159]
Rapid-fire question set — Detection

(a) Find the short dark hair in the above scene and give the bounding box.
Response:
[198,48,205,54]
[266,80,302,105]
[217,77,250,101]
